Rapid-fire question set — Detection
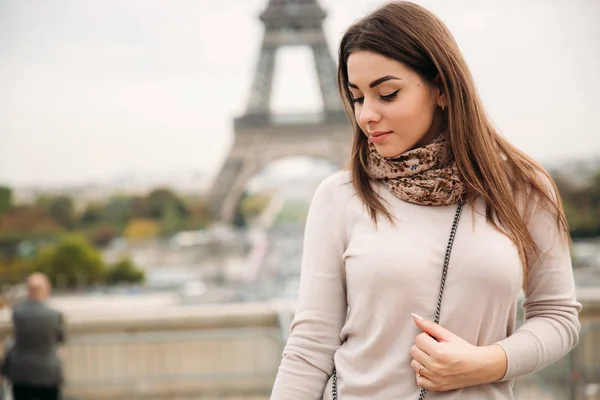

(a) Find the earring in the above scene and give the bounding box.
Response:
[439,100,445,111]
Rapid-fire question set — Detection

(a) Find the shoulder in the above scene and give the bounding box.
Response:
[308,170,354,221]
[319,170,352,188]
[315,170,353,198]
[306,171,352,243]
[12,299,30,313]
[513,166,568,243]
[36,302,62,318]
[12,299,25,309]
[51,306,63,318]
[12,300,34,321]
[311,170,355,210]
[523,168,561,211]
[46,304,63,320]
[507,160,560,212]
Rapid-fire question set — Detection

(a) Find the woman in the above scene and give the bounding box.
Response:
[270,1,581,399]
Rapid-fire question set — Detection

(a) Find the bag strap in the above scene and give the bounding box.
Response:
[417,198,464,399]
[330,199,464,400]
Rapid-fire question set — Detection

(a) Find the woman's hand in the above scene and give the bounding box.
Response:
[409,313,508,392]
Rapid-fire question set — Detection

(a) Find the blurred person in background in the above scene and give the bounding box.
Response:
[1,273,65,400]
[270,1,581,399]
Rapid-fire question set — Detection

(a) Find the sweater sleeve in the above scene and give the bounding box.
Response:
[270,173,349,400]
[496,178,581,381]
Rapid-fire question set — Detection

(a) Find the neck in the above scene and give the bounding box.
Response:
[412,109,444,150]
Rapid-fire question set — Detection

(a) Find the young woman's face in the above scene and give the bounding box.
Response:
[347,51,444,158]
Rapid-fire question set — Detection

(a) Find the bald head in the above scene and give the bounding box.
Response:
[26,272,52,300]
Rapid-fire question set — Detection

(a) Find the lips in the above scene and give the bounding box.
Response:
[369,131,392,144]
[369,130,390,137]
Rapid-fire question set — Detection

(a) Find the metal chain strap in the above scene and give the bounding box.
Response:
[330,199,464,400]
[417,198,464,400]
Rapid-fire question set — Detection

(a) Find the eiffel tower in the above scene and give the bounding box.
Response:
[209,0,352,223]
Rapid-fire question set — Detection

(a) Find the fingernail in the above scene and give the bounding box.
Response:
[411,313,424,320]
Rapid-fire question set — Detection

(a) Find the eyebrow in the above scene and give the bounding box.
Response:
[348,75,402,89]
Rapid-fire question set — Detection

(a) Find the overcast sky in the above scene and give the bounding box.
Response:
[0,0,599,187]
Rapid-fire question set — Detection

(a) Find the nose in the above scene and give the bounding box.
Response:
[357,99,381,128]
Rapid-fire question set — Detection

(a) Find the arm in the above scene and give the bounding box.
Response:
[495,183,581,381]
[56,311,66,344]
[270,175,348,400]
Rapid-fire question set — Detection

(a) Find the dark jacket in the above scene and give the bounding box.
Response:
[3,299,65,387]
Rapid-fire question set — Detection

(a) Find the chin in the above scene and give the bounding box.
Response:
[374,143,409,159]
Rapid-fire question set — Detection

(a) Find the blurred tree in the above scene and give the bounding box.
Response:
[590,172,600,204]
[133,188,189,221]
[36,196,76,229]
[0,257,33,285]
[0,205,63,238]
[83,224,118,248]
[159,203,183,236]
[275,199,310,224]
[131,195,148,219]
[0,186,12,214]
[232,192,248,228]
[105,258,145,285]
[80,202,104,226]
[124,218,159,242]
[554,171,600,238]
[147,188,188,219]
[186,197,211,230]
[103,195,135,228]
[239,192,271,222]
[33,235,106,289]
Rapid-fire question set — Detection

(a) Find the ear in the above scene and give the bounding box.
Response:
[433,75,446,109]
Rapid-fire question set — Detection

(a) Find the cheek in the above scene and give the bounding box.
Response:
[387,95,435,132]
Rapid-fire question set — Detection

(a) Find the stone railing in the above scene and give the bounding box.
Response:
[0,289,599,400]
[0,301,293,400]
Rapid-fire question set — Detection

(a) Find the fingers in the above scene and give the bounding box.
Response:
[410,343,431,366]
[413,316,461,343]
[416,372,438,391]
[410,359,426,375]
[411,314,472,392]
[412,361,453,392]
[414,331,439,354]
[410,360,439,391]
[411,346,452,391]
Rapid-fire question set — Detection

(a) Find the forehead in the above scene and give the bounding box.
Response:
[347,50,414,86]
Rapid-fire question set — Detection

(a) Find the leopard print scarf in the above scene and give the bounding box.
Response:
[365,133,465,206]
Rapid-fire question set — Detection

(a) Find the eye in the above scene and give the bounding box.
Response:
[380,89,400,102]
[351,96,364,105]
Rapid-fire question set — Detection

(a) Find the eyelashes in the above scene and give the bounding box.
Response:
[351,89,400,105]
[380,89,400,102]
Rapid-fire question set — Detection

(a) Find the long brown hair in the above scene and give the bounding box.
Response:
[337,1,569,278]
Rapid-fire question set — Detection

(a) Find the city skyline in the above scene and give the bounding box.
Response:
[1,0,599,187]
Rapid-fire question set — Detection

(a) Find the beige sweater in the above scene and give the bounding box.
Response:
[270,171,581,400]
